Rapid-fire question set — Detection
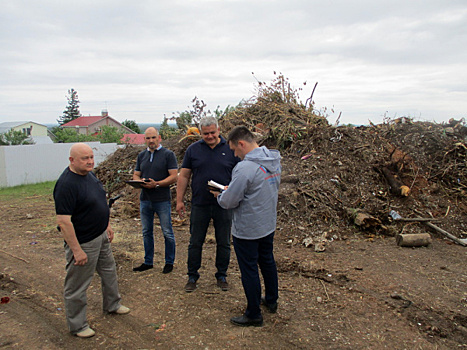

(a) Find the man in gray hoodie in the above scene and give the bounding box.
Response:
[214,126,281,327]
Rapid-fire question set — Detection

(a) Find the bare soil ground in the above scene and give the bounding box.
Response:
[0,192,466,349]
[1,118,467,349]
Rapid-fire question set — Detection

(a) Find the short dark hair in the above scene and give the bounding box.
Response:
[227,126,255,145]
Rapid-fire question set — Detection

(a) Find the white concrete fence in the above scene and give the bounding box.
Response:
[0,142,120,188]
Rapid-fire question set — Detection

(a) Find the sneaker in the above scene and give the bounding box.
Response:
[114,305,130,314]
[216,277,229,291]
[133,263,153,272]
[230,315,263,327]
[185,279,197,293]
[76,327,95,338]
[162,264,173,274]
[261,296,278,313]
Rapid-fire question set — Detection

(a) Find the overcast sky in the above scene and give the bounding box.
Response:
[1,0,467,126]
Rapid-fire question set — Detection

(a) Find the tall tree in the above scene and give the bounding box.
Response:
[159,116,177,139]
[58,88,81,125]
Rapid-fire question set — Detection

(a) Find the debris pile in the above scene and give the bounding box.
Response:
[95,76,467,249]
[220,74,328,150]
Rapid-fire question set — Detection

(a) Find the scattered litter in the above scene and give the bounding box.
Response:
[389,210,402,220]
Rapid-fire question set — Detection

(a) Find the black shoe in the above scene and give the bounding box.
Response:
[230,315,263,327]
[162,264,173,274]
[261,297,278,313]
[216,277,229,291]
[133,263,153,272]
[185,279,197,293]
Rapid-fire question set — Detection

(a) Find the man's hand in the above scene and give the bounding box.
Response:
[141,178,159,189]
[176,202,185,218]
[210,186,228,198]
[176,168,191,219]
[57,215,89,266]
[107,226,115,242]
[210,190,220,198]
[73,249,88,266]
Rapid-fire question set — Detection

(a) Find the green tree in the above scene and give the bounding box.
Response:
[53,128,94,143]
[96,125,124,144]
[0,130,32,145]
[58,88,81,125]
[159,116,178,139]
[53,126,123,144]
[173,111,193,131]
[122,119,141,133]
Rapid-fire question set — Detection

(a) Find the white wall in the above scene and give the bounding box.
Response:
[0,142,120,188]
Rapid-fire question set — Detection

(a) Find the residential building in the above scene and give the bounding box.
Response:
[121,134,146,145]
[0,121,48,137]
[0,121,53,144]
[61,110,135,135]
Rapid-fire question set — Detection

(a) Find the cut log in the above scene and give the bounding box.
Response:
[381,167,410,196]
[396,233,432,247]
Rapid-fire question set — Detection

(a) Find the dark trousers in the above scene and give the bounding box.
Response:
[187,204,231,281]
[233,232,278,319]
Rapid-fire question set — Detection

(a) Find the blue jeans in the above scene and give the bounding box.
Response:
[233,232,278,319]
[187,204,231,281]
[140,200,176,265]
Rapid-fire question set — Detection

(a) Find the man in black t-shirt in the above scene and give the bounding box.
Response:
[132,127,178,273]
[54,143,129,338]
[176,117,240,292]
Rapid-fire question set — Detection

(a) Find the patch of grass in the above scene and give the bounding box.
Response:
[0,181,56,200]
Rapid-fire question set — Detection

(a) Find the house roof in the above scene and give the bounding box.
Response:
[61,116,136,134]
[121,134,146,145]
[0,121,47,134]
[62,116,105,127]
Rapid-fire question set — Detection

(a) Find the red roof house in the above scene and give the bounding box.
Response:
[121,134,145,145]
[61,111,135,135]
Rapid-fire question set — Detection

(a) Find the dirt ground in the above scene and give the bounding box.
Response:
[0,189,466,350]
[1,115,467,349]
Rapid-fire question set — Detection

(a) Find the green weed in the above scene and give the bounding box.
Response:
[0,181,56,200]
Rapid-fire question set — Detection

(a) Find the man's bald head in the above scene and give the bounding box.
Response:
[70,143,93,157]
[145,127,159,136]
[144,127,161,150]
[69,143,95,175]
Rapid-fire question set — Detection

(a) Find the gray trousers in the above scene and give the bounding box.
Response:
[64,231,121,334]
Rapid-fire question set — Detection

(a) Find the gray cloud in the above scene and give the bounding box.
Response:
[1,0,467,125]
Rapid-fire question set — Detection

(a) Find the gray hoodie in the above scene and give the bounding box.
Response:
[217,146,281,240]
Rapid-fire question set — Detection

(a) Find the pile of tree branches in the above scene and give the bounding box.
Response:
[219,73,328,150]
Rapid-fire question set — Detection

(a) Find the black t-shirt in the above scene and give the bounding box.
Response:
[135,147,178,202]
[181,136,239,205]
[53,167,110,244]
